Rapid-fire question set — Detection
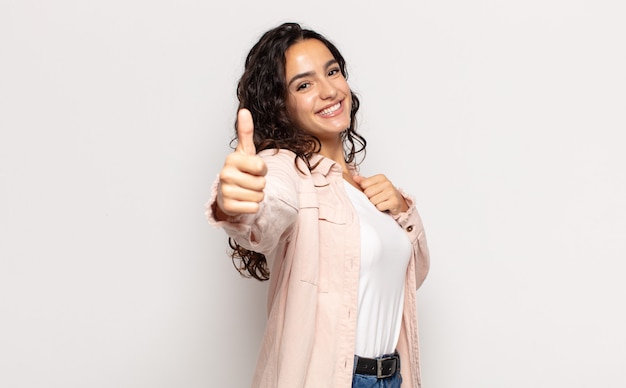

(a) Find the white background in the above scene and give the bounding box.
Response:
[1,0,625,387]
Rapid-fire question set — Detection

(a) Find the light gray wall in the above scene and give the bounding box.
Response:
[1,0,625,387]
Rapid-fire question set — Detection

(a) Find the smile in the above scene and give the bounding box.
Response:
[317,101,342,117]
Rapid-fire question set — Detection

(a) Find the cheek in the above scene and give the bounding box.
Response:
[343,90,353,113]
[340,82,352,97]
[286,97,306,127]
[291,96,314,117]
[285,96,298,117]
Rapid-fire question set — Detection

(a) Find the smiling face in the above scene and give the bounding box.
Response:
[284,39,352,147]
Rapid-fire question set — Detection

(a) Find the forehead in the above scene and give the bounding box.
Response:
[284,39,335,74]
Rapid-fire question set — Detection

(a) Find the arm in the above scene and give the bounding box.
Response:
[206,149,300,254]
[206,109,300,254]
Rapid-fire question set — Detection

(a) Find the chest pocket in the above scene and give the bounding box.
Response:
[294,168,347,293]
[295,191,328,292]
[312,175,347,225]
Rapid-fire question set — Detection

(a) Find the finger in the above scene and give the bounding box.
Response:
[220,166,266,192]
[353,175,377,192]
[225,152,268,177]
[373,198,393,213]
[360,182,386,201]
[352,175,364,187]
[362,176,393,198]
[356,174,387,190]
[217,169,265,217]
[221,183,265,204]
[368,190,393,208]
[221,198,262,215]
[369,190,408,215]
[236,108,256,156]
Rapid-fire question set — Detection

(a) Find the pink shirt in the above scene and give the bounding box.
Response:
[207,149,430,388]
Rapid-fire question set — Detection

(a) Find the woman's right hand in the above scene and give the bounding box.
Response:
[216,109,268,218]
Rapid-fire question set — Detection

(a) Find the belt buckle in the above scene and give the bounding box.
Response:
[376,356,396,379]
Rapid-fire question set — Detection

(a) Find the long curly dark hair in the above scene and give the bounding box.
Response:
[229,22,366,281]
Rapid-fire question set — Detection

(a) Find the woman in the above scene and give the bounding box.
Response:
[207,22,430,388]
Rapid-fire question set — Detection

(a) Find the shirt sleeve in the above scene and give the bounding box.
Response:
[393,189,430,289]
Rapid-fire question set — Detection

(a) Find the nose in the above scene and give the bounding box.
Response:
[319,79,338,100]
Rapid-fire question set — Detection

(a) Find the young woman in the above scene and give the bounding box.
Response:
[207,22,430,388]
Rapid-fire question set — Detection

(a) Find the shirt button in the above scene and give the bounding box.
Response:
[406,225,414,232]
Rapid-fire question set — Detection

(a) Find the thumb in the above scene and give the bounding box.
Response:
[352,175,364,186]
[236,109,256,155]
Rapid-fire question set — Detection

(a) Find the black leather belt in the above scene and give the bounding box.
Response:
[354,353,399,379]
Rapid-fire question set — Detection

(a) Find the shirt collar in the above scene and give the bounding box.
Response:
[308,153,358,177]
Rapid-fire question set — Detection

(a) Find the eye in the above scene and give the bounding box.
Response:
[328,67,341,77]
[296,82,311,91]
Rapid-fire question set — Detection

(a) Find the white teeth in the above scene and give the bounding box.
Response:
[319,102,340,116]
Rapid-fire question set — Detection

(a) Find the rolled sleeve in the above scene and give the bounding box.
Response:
[393,189,430,289]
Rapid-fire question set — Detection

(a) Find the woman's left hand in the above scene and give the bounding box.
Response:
[352,174,409,215]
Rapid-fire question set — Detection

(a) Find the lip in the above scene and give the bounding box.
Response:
[316,99,344,117]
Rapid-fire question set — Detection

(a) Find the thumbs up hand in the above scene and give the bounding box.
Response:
[216,109,268,217]
[352,174,409,216]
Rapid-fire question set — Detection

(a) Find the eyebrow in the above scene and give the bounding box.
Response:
[287,59,339,87]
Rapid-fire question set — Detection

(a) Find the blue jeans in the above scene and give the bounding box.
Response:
[352,353,402,388]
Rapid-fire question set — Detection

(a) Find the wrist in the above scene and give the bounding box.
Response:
[213,200,234,221]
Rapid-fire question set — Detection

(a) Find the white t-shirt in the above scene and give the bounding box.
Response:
[344,180,412,358]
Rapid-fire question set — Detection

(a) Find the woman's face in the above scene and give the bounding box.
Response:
[284,39,352,143]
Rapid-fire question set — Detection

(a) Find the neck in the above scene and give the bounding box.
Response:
[319,141,348,171]
[317,134,342,158]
